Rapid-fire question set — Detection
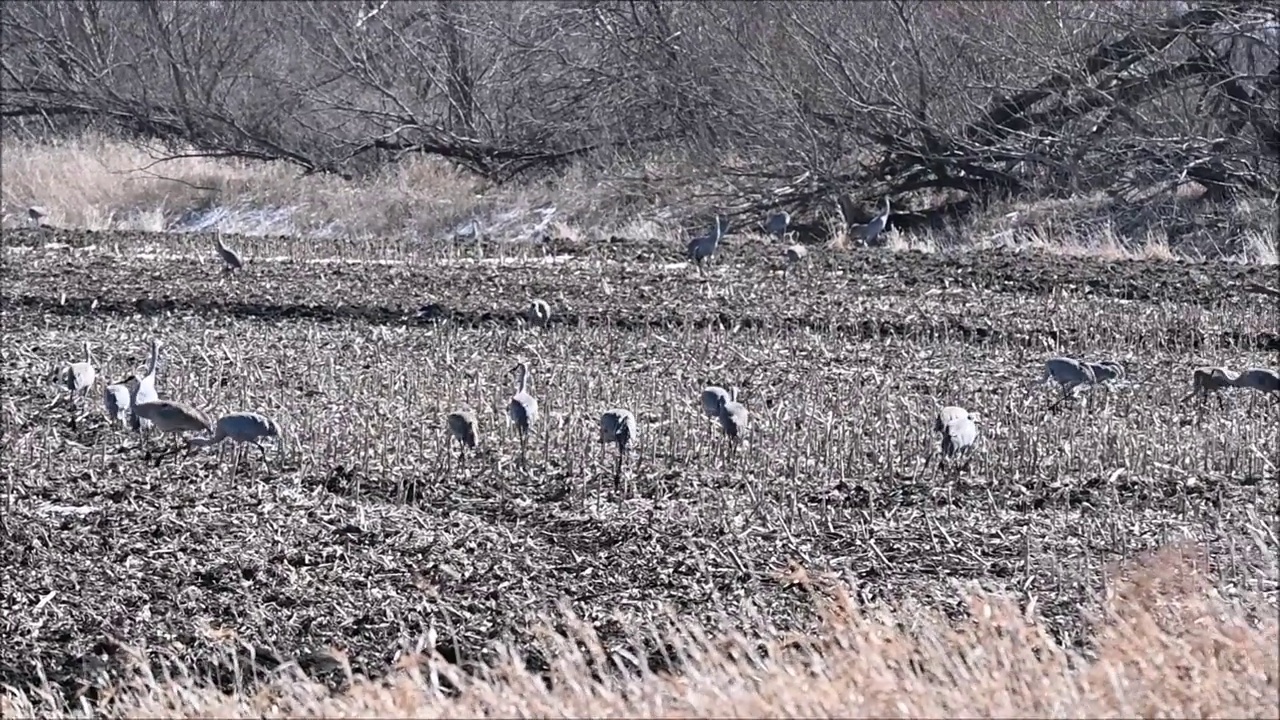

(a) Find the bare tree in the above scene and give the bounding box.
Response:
[2,0,1275,229]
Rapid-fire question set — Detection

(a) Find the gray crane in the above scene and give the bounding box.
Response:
[1181,366,1239,407]
[1183,366,1280,406]
[28,206,48,228]
[716,389,749,453]
[1038,356,1097,408]
[446,408,479,462]
[764,211,791,242]
[1087,361,1125,384]
[132,399,214,461]
[855,197,891,247]
[59,341,96,430]
[508,361,539,464]
[188,411,281,462]
[1236,367,1280,396]
[599,408,636,487]
[701,386,732,420]
[214,231,243,273]
[527,299,552,329]
[934,405,980,459]
[61,341,97,406]
[686,215,728,272]
[103,378,132,428]
[124,340,162,432]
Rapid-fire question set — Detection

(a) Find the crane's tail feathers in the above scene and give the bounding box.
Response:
[188,434,222,449]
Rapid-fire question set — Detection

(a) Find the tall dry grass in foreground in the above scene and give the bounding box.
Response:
[3,545,1275,719]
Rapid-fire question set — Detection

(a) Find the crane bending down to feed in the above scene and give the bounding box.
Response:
[188,411,281,462]
[934,406,980,461]
[1039,356,1096,407]
[1087,361,1125,384]
[29,206,48,227]
[214,231,243,273]
[508,362,539,463]
[599,408,636,486]
[1181,366,1238,407]
[131,400,214,460]
[701,386,732,421]
[1236,367,1280,396]
[1181,366,1279,406]
[687,215,727,272]
[446,408,479,461]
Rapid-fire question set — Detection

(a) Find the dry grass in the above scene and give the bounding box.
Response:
[2,546,1275,718]
[2,134,1275,263]
[1,203,1277,715]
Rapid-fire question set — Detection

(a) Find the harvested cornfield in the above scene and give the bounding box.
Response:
[2,227,1277,711]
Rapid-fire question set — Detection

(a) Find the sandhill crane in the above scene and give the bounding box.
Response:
[188,411,280,462]
[701,386,732,420]
[214,231,243,273]
[934,406,980,459]
[103,379,132,428]
[1038,356,1096,407]
[686,215,727,272]
[599,408,636,487]
[136,338,161,402]
[527,299,552,329]
[764,211,790,242]
[1181,366,1239,407]
[716,389,749,451]
[28,206,47,227]
[508,362,539,463]
[1236,367,1280,396]
[132,399,214,460]
[123,340,162,432]
[446,408,479,461]
[856,197,891,247]
[61,341,96,406]
[1087,361,1125,384]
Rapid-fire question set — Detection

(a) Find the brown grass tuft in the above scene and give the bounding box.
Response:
[2,548,1273,719]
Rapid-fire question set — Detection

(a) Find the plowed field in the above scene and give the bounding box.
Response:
[3,227,1277,702]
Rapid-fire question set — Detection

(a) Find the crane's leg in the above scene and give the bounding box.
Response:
[1048,388,1067,411]
[614,450,624,502]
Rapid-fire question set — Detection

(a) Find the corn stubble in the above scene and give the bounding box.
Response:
[1,226,1276,718]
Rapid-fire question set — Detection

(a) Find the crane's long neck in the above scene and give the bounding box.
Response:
[83,341,92,364]
[145,341,160,378]
[518,367,531,394]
